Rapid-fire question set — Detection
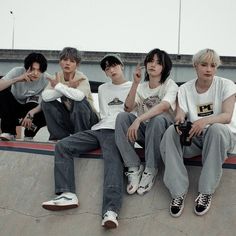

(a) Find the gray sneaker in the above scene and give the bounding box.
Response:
[125,165,144,194]
[137,168,158,195]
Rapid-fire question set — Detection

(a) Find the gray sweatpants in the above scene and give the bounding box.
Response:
[115,112,173,169]
[160,123,235,198]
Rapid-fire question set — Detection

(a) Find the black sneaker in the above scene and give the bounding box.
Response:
[170,195,185,217]
[194,193,212,216]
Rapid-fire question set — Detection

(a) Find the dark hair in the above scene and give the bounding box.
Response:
[144,48,172,83]
[100,55,123,71]
[59,47,81,64]
[24,52,47,72]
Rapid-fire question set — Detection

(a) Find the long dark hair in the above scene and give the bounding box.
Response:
[144,48,172,83]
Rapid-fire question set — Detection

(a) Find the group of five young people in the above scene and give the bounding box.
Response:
[0,47,235,229]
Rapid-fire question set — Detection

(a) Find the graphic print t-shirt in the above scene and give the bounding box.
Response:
[135,79,178,120]
[91,81,132,130]
[178,76,236,135]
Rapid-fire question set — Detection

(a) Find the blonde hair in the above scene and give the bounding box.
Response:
[192,48,221,68]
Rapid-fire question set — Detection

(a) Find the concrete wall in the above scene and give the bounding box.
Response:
[0,49,236,83]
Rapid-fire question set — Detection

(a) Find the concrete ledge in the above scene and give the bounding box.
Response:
[0,141,235,169]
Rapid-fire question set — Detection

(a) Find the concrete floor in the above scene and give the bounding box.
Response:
[0,150,235,236]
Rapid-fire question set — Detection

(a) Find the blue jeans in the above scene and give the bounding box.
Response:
[54,129,124,215]
[41,98,98,140]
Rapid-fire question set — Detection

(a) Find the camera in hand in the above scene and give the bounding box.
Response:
[175,121,192,146]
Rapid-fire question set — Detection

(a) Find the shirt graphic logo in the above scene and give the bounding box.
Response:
[140,95,161,114]
[108,98,123,106]
[197,103,213,117]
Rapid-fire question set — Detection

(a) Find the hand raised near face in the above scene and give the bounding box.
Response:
[68,78,81,88]
[133,63,144,84]
[47,72,60,88]
[18,68,33,82]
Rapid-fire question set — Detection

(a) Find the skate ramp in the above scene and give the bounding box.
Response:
[0,149,235,236]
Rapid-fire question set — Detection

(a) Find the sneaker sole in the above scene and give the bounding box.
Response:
[137,185,153,195]
[102,220,118,229]
[42,203,79,211]
[0,137,12,141]
[127,185,139,195]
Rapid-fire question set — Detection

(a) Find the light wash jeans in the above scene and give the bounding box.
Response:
[115,112,173,169]
[54,129,123,215]
[160,123,235,198]
[41,98,98,140]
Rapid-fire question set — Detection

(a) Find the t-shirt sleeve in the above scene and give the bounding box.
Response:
[222,79,236,101]
[98,85,106,120]
[162,80,179,107]
[2,67,20,81]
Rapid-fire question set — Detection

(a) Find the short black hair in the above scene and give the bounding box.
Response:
[24,52,48,73]
[100,54,123,71]
[144,48,172,83]
[59,47,81,64]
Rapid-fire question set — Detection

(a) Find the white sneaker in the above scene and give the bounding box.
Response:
[101,210,118,229]
[137,168,158,195]
[0,133,15,141]
[42,192,79,211]
[125,165,144,194]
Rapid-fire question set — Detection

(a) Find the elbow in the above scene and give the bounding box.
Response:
[225,116,232,124]
[225,113,233,124]
[162,106,169,113]
[161,103,170,113]
[124,107,132,112]
[124,104,133,113]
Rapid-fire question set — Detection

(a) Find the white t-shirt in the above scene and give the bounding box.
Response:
[135,78,178,118]
[2,67,49,104]
[178,76,236,134]
[92,81,132,130]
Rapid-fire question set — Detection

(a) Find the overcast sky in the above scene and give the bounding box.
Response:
[1,0,236,56]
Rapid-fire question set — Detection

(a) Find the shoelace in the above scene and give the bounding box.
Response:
[195,193,211,206]
[104,211,117,219]
[125,170,140,177]
[171,196,184,207]
[53,195,72,201]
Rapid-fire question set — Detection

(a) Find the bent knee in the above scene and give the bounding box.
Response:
[207,123,227,136]
[116,112,134,123]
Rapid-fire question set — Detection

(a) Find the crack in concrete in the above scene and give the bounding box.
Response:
[0,205,168,220]
[0,206,101,219]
